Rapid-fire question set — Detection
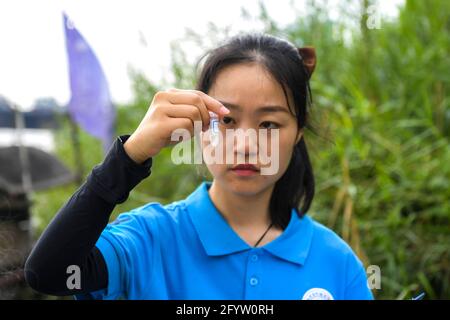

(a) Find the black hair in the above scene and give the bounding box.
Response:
[195,32,315,230]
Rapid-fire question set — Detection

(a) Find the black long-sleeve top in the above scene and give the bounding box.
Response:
[24,135,152,296]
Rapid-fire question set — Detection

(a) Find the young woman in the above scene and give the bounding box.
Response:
[25,33,373,300]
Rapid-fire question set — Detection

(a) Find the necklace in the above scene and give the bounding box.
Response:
[254,222,274,247]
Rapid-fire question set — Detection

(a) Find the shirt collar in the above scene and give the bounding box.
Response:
[185,181,314,265]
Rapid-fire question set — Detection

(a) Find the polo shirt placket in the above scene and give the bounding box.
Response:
[244,248,264,299]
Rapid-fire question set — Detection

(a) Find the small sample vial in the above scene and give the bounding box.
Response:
[209,111,219,146]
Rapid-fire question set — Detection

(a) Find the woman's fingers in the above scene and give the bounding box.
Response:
[166,91,210,130]
[166,88,230,116]
[122,88,229,162]
[164,104,203,130]
[165,117,196,145]
[193,90,230,115]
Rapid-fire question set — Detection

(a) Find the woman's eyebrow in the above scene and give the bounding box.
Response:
[218,101,290,114]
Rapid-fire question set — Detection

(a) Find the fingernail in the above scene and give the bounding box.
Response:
[220,106,230,114]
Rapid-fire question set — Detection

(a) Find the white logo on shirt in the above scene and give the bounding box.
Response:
[302,288,334,300]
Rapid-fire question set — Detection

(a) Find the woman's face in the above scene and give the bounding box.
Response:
[203,62,303,197]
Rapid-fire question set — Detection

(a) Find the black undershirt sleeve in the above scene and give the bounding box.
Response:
[24,135,152,296]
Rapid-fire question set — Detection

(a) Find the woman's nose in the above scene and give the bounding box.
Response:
[231,126,259,159]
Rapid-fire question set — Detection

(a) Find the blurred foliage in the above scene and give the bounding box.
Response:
[30,0,449,299]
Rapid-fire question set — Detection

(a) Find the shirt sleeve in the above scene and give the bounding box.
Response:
[343,252,374,300]
[25,135,153,298]
[75,211,155,300]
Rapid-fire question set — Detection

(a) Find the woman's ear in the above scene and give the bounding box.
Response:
[295,128,304,145]
[297,47,317,78]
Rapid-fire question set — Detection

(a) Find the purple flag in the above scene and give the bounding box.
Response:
[63,13,115,153]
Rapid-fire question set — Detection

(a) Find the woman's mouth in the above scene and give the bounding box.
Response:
[230,164,260,177]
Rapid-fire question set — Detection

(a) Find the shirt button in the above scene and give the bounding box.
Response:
[251,254,258,262]
[249,277,259,286]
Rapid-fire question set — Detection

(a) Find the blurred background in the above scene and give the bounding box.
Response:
[0,0,448,299]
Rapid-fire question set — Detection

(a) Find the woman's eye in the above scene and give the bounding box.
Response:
[260,121,279,129]
[220,116,234,125]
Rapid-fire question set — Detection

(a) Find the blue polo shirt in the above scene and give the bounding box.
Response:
[76,182,373,300]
